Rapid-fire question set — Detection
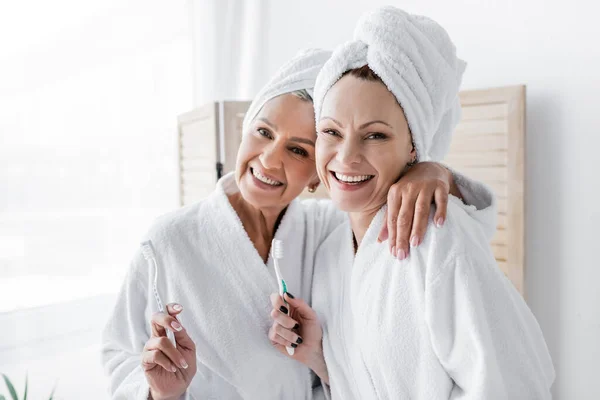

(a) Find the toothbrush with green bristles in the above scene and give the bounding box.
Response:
[271,239,295,356]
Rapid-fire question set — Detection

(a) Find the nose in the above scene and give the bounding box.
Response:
[259,141,284,170]
[336,137,362,165]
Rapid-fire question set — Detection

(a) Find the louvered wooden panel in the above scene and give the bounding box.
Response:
[444,85,526,295]
[178,104,219,206]
[178,101,252,207]
[221,101,252,175]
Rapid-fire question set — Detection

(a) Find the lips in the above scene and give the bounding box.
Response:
[250,167,283,186]
[331,171,374,184]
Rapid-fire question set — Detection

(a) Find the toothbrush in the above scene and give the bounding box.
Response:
[141,240,177,347]
[271,239,295,356]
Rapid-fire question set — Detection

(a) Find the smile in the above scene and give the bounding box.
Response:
[251,168,283,186]
[331,171,374,185]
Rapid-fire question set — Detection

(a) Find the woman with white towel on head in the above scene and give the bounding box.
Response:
[101,46,494,399]
[268,6,555,400]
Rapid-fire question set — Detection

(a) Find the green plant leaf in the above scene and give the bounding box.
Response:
[48,381,57,400]
[0,394,6,400]
[1,374,18,400]
[23,373,28,400]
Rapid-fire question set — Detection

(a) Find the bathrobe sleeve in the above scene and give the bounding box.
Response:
[426,253,555,399]
[101,248,190,400]
[449,168,498,242]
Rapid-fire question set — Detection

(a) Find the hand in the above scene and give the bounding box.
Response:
[378,162,452,260]
[268,293,329,384]
[142,303,197,400]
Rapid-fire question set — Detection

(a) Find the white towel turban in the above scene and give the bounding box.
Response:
[313,6,466,162]
[242,48,332,133]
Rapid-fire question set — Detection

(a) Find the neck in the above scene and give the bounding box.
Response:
[348,206,381,251]
[228,192,287,262]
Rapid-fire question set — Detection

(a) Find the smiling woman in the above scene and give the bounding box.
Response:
[235,92,320,215]
[317,66,416,217]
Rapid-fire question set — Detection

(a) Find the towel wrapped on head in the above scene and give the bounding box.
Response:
[313,6,466,162]
[242,48,332,133]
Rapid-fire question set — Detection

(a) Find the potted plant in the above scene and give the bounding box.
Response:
[1,373,56,400]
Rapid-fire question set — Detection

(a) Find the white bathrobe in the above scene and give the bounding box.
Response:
[101,173,344,400]
[312,198,555,400]
[102,172,494,399]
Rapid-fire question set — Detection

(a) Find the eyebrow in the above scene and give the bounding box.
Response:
[257,117,278,130]
[320,116,393,130]
[257,117,315,147]
[290,137,315,147]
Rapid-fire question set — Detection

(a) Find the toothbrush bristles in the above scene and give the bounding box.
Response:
[272,239,284,259]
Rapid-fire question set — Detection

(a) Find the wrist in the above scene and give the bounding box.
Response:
[308,346,330,384]
[443,165,463,199]
[149,389,182,400]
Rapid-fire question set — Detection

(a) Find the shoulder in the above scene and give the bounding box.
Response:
[143,191,224,249]
[416,197,497,282]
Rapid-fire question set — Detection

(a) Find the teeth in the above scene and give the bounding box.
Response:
[334,172,373,183]
[252,168,282,186]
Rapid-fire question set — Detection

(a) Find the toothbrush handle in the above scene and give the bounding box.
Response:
[280,293,295,356]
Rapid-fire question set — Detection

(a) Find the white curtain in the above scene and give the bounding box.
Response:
[188,0,270,105]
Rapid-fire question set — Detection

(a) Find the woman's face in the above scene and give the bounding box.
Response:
[316,74,415,213]
[236,94,319,211]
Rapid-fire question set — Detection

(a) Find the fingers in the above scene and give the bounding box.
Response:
[433,186,448,228]
[142,349,178,373]
[166,303,184,316]
[151,311,183,338]
[385,191,402,254]
[395,193,415,260]
[377,210,389,243]
[150,308,196,351]
[144,336,189,370]
[268,323,302,349]
[270,292,288,314]
[270,307,300,330]
[284,293,317,321]
[409,190,433,248]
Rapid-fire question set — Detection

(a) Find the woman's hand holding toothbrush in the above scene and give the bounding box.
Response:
[142,303,197,400]
[268,293,330,384]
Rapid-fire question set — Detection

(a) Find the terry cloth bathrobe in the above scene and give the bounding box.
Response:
[312,201,554,400]
[101,43,496,398]
[101,172,494,400]
[101,173,343,400]
[311,6,555,400]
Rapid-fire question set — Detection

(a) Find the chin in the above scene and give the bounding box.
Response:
[330,193,367,213]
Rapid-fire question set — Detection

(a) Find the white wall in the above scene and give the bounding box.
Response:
[264,1,599,399]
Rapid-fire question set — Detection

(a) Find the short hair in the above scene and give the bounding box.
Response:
[343,64,383,82]
[290,89,313,103]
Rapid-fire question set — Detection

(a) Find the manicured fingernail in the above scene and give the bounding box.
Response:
[296,337,303,344]
[436,217,444,228]
[410,236,419,248]
[279,305,288,314]
[285,292,295,299]
[181,359,188,369]
[293,323,300,330]
[391,246,396,256]
[173,304,183,311]
[291,343,298,348]
[397,249,407,261]
[171,366,177,373]
[171,321,183,331]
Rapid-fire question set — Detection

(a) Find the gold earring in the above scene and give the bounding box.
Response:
[308,186,317,193]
